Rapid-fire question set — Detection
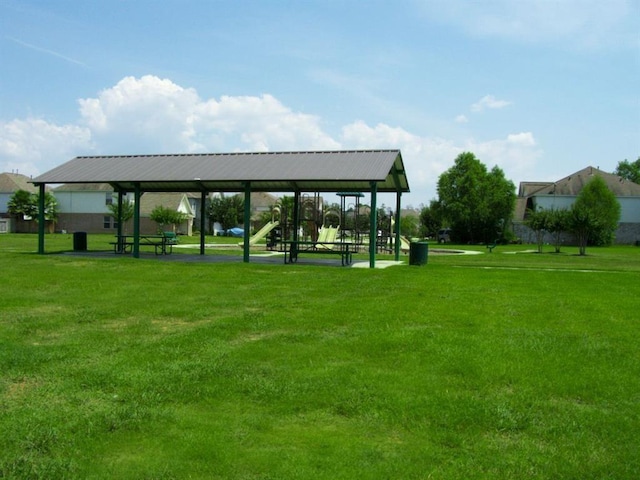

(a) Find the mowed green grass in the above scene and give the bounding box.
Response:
[1,234,639,479]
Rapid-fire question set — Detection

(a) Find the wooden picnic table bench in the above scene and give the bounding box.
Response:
[111,232,178,255]
[283,240,359,266]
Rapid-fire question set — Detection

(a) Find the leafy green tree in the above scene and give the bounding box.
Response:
[41,192,59,223]
[399,215,419,238]
[483,165,516,242]
[207,194,244,232]
[525,207,570,253]
[107,197,134,233]
[419,200,443,238]
[436,152,516,243]
[7,189,37,219]
[614,157,640,184]
[8,190,57,230]
[569,176,621,255]
[278,196,295,223]
[524,207,549,253]
[150,205,188,232]
[546,208,570,253]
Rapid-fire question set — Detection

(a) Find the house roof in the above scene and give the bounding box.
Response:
[514,197,529,221]
[0,172,39,193]
[247,191,279,210]
[527,166,640,197]
[32,150,409,194]
[139,192,194,217]
[518,181,553,197]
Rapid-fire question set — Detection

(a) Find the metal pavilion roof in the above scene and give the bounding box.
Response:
[32,150,409,194]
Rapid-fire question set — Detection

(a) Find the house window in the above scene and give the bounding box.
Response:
[105,192,113,206]
[103,216,111,229]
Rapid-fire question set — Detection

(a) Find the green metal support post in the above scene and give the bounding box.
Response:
[394,191,402,261]
[37,183,45,254]
[243,182,251,263]
[200,192,206,255]
[369,182,377,268]
[116,191,123,252]
[293,190,300,244]
[133,183,141,258]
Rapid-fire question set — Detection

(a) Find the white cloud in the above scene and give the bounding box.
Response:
[78,75,340,153]
[471,95,512,113]
[340,121,541,203]
[1,75,543,205]
[462,132,541,185]
[507,132,536,147]
[0,118,92,177]
[455,114,469,123]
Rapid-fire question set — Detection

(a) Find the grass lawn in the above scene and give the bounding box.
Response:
[1,234,639,479]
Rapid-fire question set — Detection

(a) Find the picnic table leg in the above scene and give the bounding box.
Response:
[286,244,298,263]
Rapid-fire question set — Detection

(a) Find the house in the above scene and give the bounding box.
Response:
[137,192,196,235]
[0,172,40,233]
[53,184,195,235]
[513,166,640,244]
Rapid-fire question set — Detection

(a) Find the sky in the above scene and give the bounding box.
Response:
[1,0,638,208]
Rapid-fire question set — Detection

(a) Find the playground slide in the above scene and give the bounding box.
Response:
[316,226,330,243]
[241,220,280,246]
[400,236,411,252]
[316,226,339,250]
[390,218,411,252]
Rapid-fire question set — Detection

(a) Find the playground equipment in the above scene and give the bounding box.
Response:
[399,235,411,252]
[242,220,280,246]
[262,191,411,265]
[336,192,366,247]
[315,225,340,250]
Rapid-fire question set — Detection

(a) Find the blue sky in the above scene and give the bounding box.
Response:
[1,0,638,207]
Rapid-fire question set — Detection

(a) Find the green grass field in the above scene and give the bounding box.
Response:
[1,234,639,479]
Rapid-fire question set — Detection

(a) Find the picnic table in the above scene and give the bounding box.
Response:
[283,240,358,266]
[111,232,178,255]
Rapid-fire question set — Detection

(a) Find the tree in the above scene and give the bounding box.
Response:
[7,189,37,219]
[40,192,59,223]
[8,190,58,231]
[419,200,443,238]
[399,215,419,238]
[107,197,134,233]
[278,195,295,223]
[614,157,640,184]
[524,207,549,253]
[525,207,570,253]
[569,176,621,255]
[483,165,516,242]
[207,194,244,232]
[150,205,188,232]
[546,208,570,253]
[436,152,516,244]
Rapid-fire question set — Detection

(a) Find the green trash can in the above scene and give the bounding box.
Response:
[409,241,428,266]
[73,231,87,251]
